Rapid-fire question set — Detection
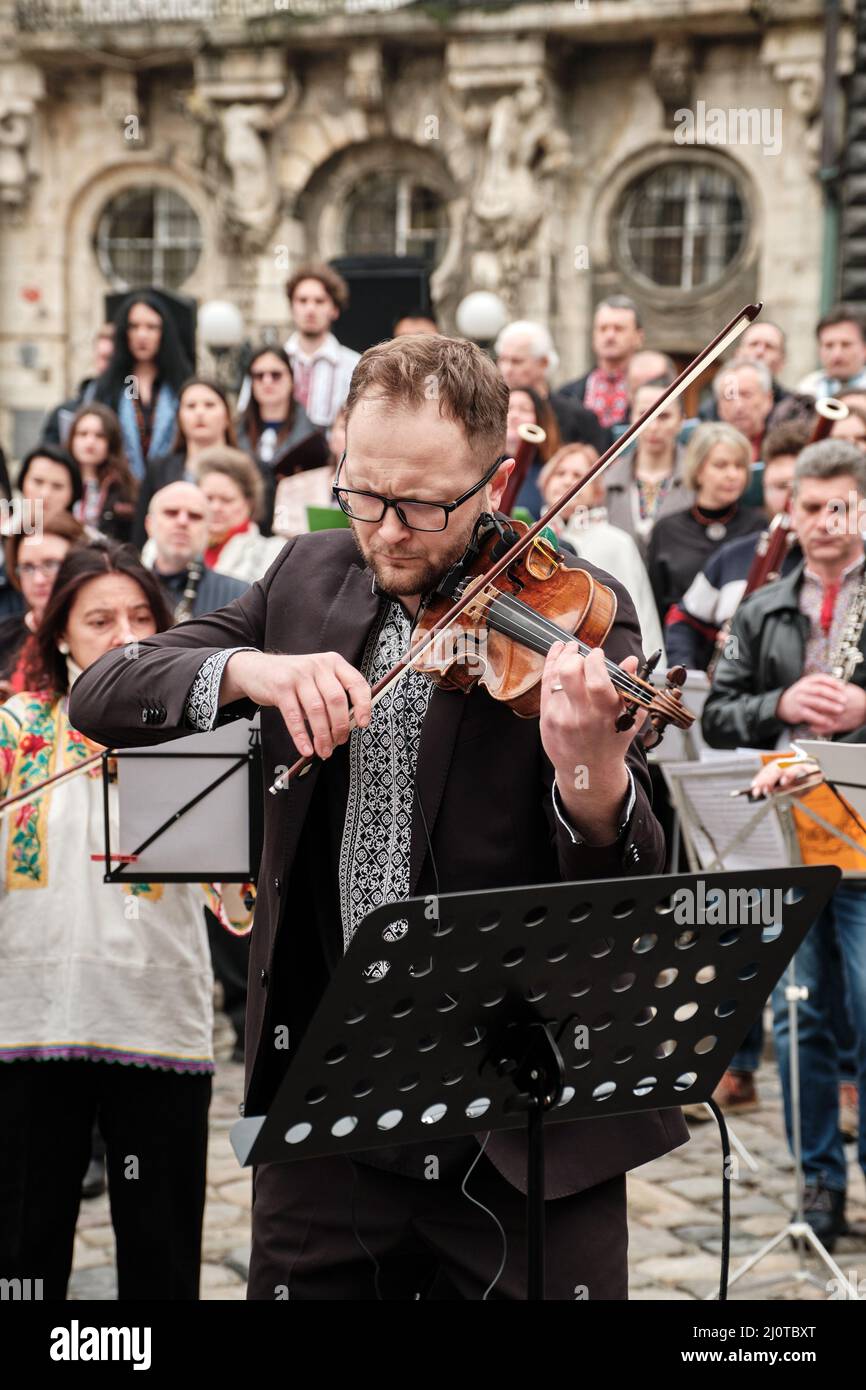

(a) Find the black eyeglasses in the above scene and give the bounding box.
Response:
[333,454,508,532]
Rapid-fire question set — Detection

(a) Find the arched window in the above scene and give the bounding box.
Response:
[616,162,748,292]
[344,174,448,270]
[95,186,203,289]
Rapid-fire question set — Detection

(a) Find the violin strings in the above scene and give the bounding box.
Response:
[494,594,673,705]
[483,613,650,705]
[487,593,651,703]
[487,609,650,703]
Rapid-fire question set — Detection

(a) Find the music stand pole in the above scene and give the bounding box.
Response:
[517,1022,565,1299]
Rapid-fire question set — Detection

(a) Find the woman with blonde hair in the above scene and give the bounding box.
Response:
[539,442,665,662]
[647,421,765,625]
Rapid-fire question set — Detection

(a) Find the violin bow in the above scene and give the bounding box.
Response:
[0,748,107,820]
[270,302,763,792]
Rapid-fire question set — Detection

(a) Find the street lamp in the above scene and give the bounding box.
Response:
[198,300,245,387]
[455,291,509,350]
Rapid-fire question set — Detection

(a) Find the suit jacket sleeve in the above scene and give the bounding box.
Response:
[69,540,297,747]
[545,574,665,879]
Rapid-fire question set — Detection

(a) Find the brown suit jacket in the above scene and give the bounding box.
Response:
[69,530,688,1197]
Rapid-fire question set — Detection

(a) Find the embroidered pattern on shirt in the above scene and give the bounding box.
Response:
[338,601,433,955]
[184,648,253,731]
[801,559,865,677]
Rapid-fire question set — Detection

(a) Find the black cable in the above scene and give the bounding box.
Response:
[707,1097,731,1301]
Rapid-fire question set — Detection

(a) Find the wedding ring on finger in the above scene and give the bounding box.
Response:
[551,682,565,692]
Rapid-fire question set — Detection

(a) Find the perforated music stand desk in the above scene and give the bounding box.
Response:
[231,866,839,1300]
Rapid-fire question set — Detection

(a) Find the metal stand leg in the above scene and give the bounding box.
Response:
[527,1089,545,1302]
[719,957,858,1300]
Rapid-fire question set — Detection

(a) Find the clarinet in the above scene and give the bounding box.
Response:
[830,571,866,683]
[173,558,204,625]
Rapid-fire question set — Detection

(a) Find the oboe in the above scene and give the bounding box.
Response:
[174,558,204,625]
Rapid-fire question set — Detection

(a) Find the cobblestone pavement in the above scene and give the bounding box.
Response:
[69,1015,866,1302]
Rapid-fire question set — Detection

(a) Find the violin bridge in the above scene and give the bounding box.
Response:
[463,587,495,625]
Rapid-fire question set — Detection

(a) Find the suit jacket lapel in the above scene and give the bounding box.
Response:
[317,557,382,665]
[272,559,381,857]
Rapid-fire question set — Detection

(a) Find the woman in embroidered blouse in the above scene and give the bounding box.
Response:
[603,378,689,558]
[0,541,250,1300]
[93,292,192,486]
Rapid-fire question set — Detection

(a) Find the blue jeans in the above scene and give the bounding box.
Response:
[732,927,857,1075]
[772,883,866,1192]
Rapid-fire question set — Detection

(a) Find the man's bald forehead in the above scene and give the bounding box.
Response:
[149,482,206,515]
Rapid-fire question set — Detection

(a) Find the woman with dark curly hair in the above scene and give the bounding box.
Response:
[0,541,251,1300]
[93,292,192,482]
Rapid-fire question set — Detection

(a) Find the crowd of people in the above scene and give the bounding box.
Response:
[2,268,866,1298]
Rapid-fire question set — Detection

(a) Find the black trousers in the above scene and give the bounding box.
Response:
[248,1151,628,1301]
[0,1059,211,1300]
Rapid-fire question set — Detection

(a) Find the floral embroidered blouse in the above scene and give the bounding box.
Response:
[0,688,250,1073]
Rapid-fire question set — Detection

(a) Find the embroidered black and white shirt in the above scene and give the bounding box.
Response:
[338,600,433,954]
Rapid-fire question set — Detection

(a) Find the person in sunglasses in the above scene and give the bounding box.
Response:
[70,333,685,1302]
[235,345,322,535]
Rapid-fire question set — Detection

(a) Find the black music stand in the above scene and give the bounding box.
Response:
[231,866,839,1300]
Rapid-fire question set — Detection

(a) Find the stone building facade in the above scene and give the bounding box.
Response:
[0,0,854,453]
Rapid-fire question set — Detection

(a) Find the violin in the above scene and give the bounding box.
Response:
[413,514,689,746]
[270,301,763,792]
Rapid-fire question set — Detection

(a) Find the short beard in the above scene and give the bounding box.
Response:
[350,508,483,599]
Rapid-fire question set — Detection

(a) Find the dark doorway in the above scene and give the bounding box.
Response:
[330,256,432,354]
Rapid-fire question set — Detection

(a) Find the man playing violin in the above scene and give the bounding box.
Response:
[71,334,686,1301]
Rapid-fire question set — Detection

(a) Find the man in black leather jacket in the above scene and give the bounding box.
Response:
[703,439,866,1249]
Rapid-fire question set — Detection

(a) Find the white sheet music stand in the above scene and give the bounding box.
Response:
[662,755,859,1299]
[100,716,263,883]
[647,671,712,872]
[661,755,801,875]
